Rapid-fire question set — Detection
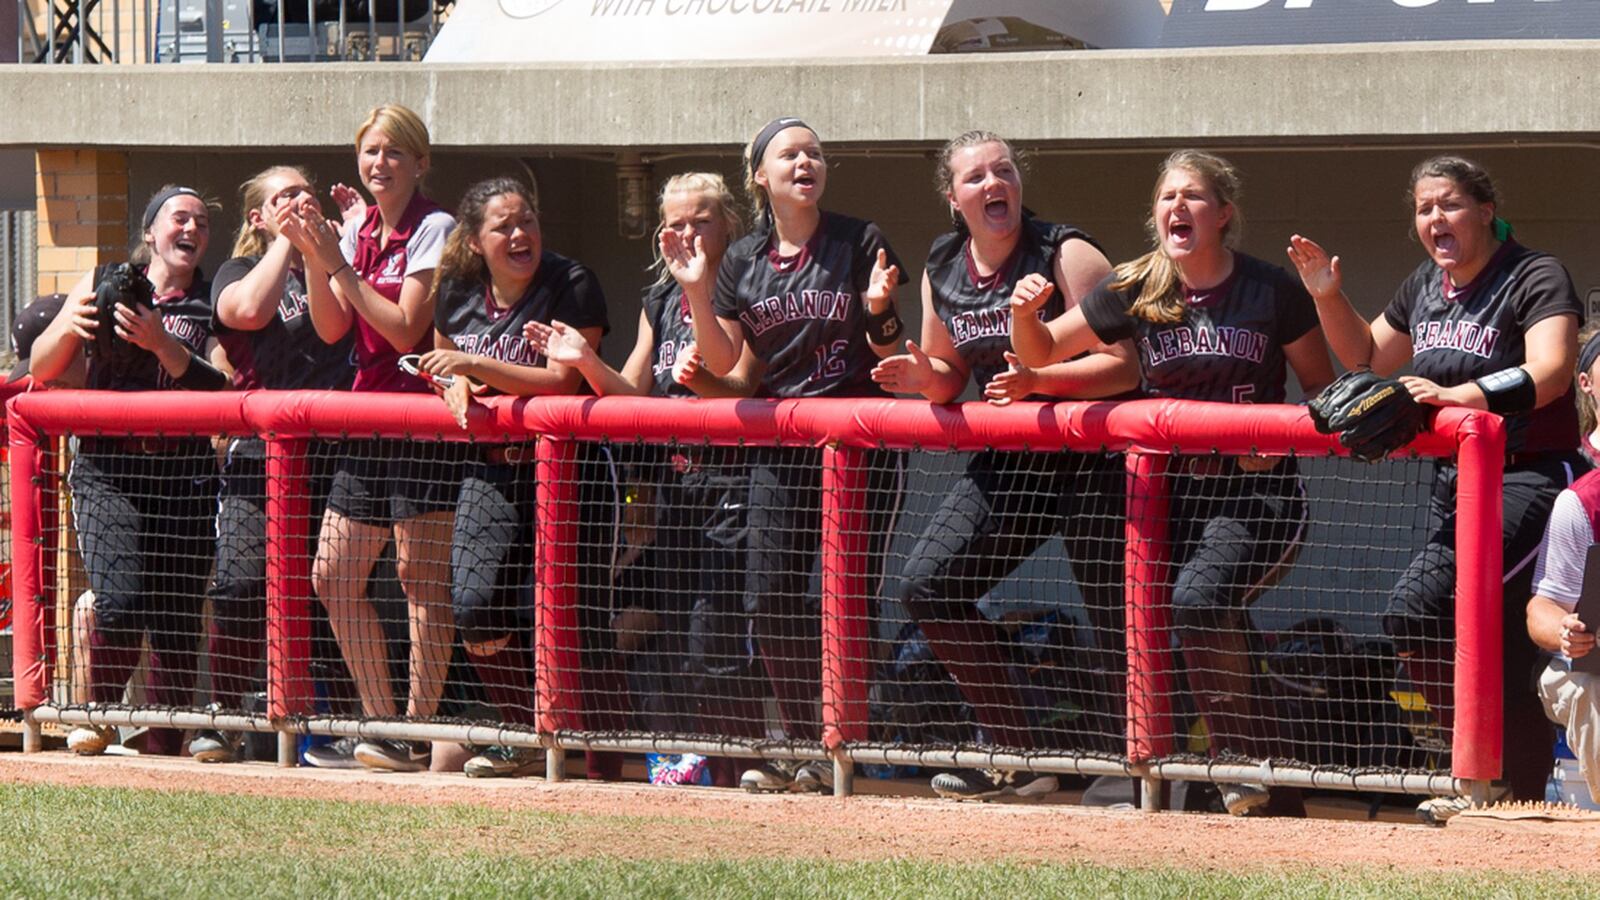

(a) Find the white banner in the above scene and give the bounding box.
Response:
[426,0,953,63]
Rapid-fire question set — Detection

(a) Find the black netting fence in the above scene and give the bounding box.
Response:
[15,405,1476,795]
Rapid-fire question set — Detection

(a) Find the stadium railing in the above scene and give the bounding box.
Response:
[4,390,1501,808]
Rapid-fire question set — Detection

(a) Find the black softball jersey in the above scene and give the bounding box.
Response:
[713,211,906,399]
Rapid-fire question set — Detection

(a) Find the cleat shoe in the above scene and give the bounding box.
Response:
[464,745,544,779]
[67,724,117,756]
[1416,784,1511,827]
[302,736,364,770]
[931,768,1059,801]
[354,738,431,773]
[739,759,802,793]
[188,729,239,764]
[1220,782,1271,817]
[793,761,834,793]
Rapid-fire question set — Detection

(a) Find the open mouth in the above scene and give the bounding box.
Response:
[1167,221,1194,242]
[1431,230,1457,255]
[983,197,1010,222]
[174,239,198,254]
[794,173,817,189]
[508,246,535,265]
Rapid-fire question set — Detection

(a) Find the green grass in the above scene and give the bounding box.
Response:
[0,782,1575,898]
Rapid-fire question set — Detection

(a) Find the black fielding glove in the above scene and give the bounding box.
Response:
[1307,369,1427,462]
[89,263,155,369]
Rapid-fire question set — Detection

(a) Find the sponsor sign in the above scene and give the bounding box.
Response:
[424,0,1166,62]
[1161,0,1600,47]
[427,0,953,62]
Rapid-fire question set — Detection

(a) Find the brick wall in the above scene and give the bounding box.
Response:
[35,149,129,295]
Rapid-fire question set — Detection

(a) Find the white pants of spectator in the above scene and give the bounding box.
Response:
[1539,660,1600,801]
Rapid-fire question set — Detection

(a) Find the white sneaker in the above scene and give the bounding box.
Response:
[931,769,1059,801]
[67,725,116,756]
[793,761,834,793]
[302,736,363,770]
[1219,783,1270,817]
[1416,784,1510,827]
[739,760,801,793]
[464,745,544,779]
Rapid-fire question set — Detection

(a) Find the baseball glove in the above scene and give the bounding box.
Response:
[1307,369,1426,462]
[87,263,154,367]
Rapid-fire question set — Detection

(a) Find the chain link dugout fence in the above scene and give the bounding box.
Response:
[6,393,1502,800]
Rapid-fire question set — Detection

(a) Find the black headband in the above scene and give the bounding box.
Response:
[142,186,202,230]
[750,117,813,178]
[1580,329,1600,379]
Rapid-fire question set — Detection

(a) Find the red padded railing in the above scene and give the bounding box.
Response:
[4,390,1504,783]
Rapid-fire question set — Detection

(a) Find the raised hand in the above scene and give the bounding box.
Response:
[62,291,99,342]
[541,320,593,366]
[982,351,1036,406]
[521,320,554,351]
[672,343,703,386]
[330,183,369,236]
[1287,234,1343,300]
[870,339,933,395]
[1009,272,1055,316]
[113,302,174,354]
[279,205,346,273]
[864,248,901,310]
[660,231,711,292]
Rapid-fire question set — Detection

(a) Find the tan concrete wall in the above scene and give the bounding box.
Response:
[9,41,1600,150]
[122,143,1600,394]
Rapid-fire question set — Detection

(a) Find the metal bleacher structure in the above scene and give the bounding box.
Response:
[18,0,452,63]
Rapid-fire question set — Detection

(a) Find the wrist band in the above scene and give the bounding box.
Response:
[176,351,230,391]
[1474,366,1536,416]
[865,304,903,346]
[330,262,351,279]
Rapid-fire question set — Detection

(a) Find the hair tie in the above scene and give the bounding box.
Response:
[749,117,812,178]
[1579,329,1600,378]
[141,186,202,231]
[1492,217,1514,242]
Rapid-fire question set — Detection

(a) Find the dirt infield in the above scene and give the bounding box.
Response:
[3,751,1597,873]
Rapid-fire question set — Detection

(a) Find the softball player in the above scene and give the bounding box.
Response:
[870,131,1137,800]
[283,104,460,773]
[30,186,234,757]
[539,171,764,787]
[1013,150,1336,817]
[1528,322,1600,808]
[671,118,907,793]
[417,176,620,779]
[191,165,358,764]
[1288,155,1586,823]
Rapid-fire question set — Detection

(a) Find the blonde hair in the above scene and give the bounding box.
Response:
[132,184,220,267]
[1578,319,1600,440]
[650,172,743,285]
[743,123,820,226]
[355,104,431,162]
[1112,150,1245,325]
[230,165,315,259]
